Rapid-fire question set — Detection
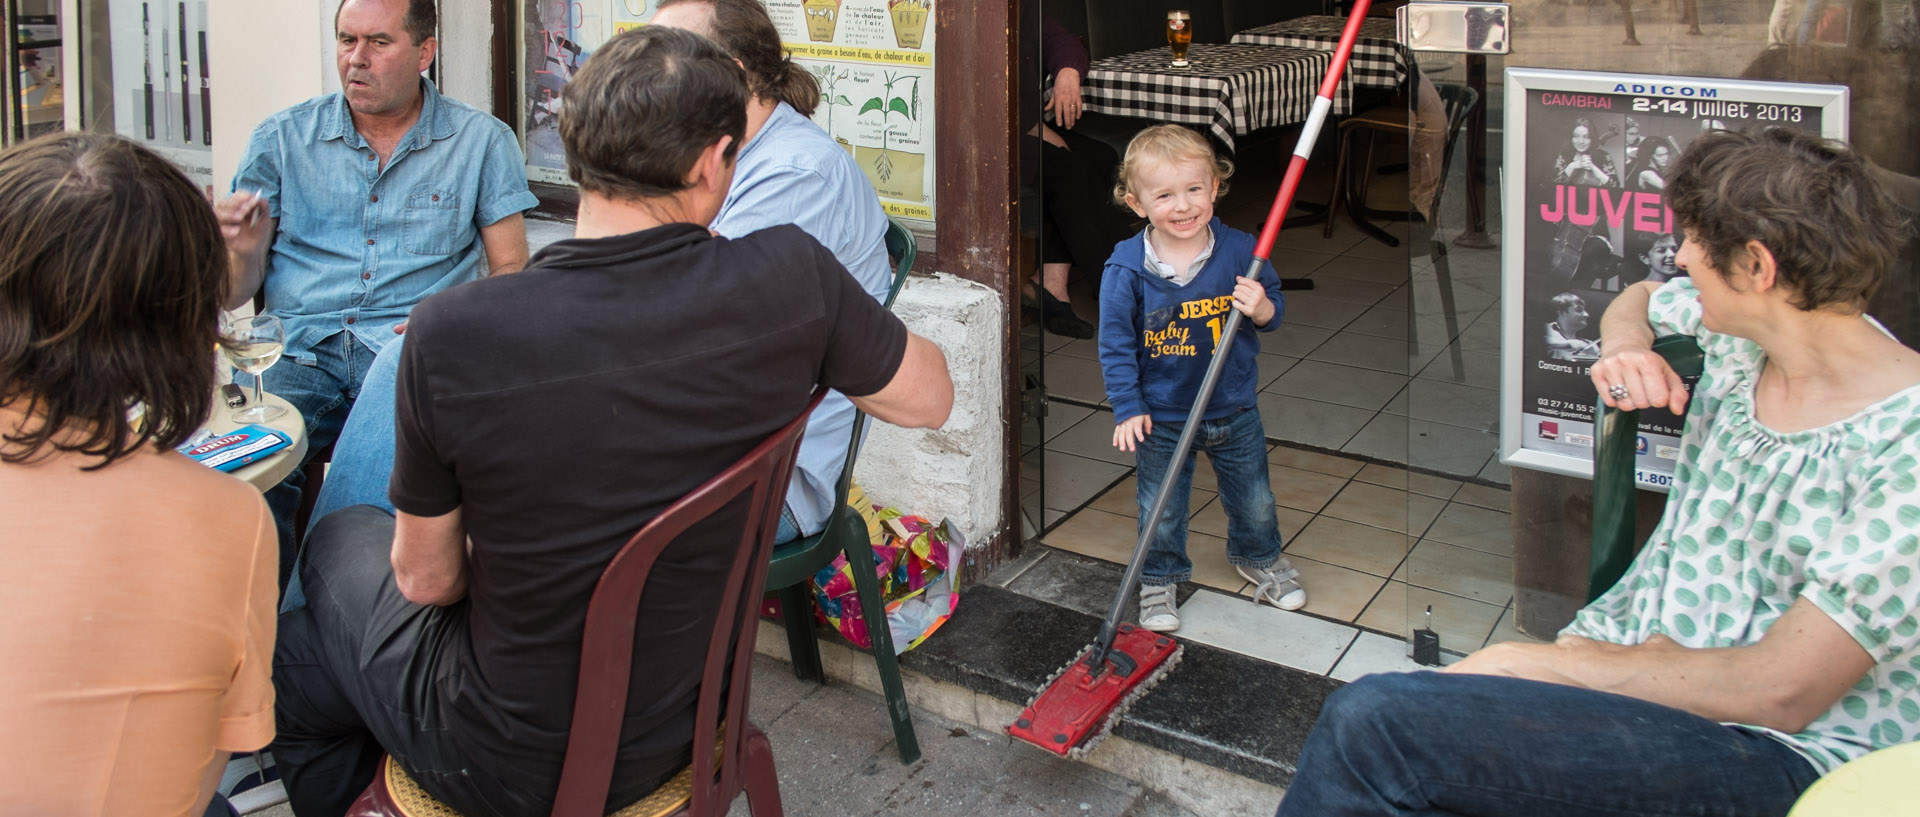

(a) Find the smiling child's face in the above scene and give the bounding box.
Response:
[1124,156,1218,245]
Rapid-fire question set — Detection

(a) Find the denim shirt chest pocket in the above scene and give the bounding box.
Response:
[403,189,465,256]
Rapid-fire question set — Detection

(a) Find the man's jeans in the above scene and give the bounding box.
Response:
[1134,407,1282,586]
[1275,672,1823,817]
[308,337,405,526]
[236,330,380,590]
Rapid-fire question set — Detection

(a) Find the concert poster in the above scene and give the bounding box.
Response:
[1497,68,1848,489]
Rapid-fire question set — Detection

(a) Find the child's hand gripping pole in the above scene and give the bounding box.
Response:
[1084,0,1375,673]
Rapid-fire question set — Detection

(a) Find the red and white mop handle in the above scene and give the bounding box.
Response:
[1252,0,1376,263]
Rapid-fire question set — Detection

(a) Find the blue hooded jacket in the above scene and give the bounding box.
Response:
[1097,218,1284,424]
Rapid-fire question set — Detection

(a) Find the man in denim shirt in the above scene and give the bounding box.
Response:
[215,0,537,573]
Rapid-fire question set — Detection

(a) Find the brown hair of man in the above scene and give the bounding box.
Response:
[655,0,820,117]
[335,0,437,45]
[1665,127,1909,312]
[0,133,229,468]
[559,24,748,200]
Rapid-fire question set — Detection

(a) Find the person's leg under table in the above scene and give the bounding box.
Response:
[272,506,544,817]
[307,336,406,529]
[1275,672,1823,817]
[240,333,356,592]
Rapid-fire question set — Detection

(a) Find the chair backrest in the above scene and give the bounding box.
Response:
[1432,82,1480,195]
[550,390,826,817]
[825,219,917,515]
[1589,334,1703,601]
[883,218,916,309]
[1411,81,1480,254]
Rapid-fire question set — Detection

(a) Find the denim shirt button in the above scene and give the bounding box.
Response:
[366,239,375,245]
[362,272,372,280]
[345,316,356,325]
[370,195,379,203]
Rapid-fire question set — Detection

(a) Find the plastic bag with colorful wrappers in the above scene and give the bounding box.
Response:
[809,484,962,654]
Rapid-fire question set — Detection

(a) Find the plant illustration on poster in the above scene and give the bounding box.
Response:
[769,0,935,225]
[104,0,213,193]
[1498,68,1848,489]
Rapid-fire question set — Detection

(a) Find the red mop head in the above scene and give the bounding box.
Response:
[1008,624,1183,757]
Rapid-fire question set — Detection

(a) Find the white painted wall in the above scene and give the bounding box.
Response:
[437,0,494,106]
[856,273,1006,559]
[209,0,325,192]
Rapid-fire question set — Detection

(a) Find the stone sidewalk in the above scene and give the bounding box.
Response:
[250,653,1205,817]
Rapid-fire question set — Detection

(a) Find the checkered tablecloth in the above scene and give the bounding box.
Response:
[1231,16,1409,92]
[1081,43,1337,153]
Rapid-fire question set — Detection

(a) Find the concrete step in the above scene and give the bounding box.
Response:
[755,558,1350,817]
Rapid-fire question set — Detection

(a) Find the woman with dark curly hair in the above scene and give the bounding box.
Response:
[0,133,276,816]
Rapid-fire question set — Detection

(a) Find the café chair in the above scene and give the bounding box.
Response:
[1323,82,1479,249]
[1323,81,1479,376]
[344,391,828,817]
[764,219,922,766]
[1787,741,1920,816]
[1588,334,1704,601]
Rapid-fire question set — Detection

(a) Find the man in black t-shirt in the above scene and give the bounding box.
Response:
[270,26,954,817]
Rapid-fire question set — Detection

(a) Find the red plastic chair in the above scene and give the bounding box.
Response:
[347,390,826,817]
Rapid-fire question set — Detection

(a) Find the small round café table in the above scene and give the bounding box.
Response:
[201,390,309,492]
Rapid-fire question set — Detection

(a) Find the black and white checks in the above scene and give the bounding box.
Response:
[1230,16,1409,93]
[1081,43,1337,153]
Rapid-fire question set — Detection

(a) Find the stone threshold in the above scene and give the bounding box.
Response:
[754,582,1344,817]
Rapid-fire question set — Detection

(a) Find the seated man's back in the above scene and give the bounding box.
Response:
[390,221,907,801]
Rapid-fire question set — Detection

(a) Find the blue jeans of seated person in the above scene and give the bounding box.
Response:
[1135,407,1282,586]
[1275,672,1822,817]
[236,329,382,592]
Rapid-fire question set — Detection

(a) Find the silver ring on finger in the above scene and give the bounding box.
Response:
[1608,384,1629,401]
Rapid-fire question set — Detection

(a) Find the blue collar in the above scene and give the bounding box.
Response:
[317,78,453,151]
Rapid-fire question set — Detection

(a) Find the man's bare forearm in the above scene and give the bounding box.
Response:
[224,248,265,311]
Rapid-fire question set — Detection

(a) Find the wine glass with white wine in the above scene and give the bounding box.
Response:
[222,314,287,423]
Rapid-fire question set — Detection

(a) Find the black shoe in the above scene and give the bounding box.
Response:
[1042,293,1095,339]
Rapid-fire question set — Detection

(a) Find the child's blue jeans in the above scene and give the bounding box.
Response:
[1133,406,1283,586]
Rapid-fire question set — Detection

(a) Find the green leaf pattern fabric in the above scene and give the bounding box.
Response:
[1565,278,1920,773]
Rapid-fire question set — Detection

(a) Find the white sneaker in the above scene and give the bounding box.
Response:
[1239,562,1308,611]
[1138,583,1181,632]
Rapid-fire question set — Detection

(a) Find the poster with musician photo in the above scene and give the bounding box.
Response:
[1498,68,1847,489]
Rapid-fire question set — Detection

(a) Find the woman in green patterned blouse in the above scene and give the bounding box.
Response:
[1276,127,1920,817]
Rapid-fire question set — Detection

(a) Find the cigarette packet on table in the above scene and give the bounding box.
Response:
[178,424,291,472]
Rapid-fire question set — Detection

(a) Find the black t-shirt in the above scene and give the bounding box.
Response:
[390,222,908,807]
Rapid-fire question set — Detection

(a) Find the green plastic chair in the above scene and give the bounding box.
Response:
[1588,334,1705,601]
[764,219,920,765]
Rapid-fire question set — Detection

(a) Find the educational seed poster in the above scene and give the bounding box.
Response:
[766,0,936,224]
[1498,68,1847,488]
[106,0,214,193]
[520,0,936,227]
